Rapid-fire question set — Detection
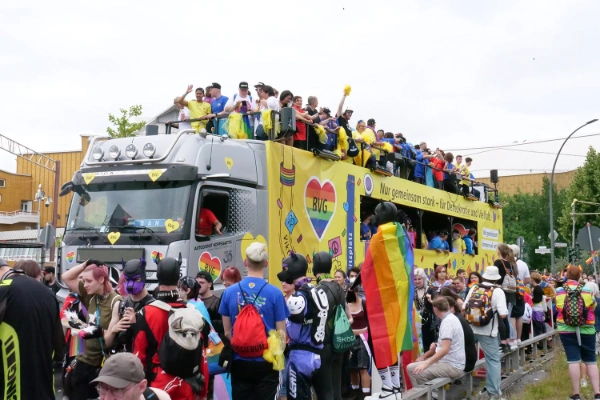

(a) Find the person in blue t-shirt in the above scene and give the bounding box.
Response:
[277,252,329,400]
[205,82,229,135]
[428,230,450,253]
[360,213,373,241]
[219,242,289,400]
[463,228,477,255]
[414,142,433,185]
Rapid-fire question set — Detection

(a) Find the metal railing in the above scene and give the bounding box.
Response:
[0,210,38,217]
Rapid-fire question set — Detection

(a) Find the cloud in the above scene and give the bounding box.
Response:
[0,0,598,177]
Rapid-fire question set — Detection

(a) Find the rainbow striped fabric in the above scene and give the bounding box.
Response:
[361,221,415,368]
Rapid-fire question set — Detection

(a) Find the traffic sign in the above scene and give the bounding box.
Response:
[555,242,568,248]
[516,236,525,247]
[548,230,559,241]
[577,225,600,252]
[535,248,551,254]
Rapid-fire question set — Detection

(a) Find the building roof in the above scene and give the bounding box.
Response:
[0,169,31,177]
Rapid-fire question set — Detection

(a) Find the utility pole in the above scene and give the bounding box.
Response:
[572,199,577,248]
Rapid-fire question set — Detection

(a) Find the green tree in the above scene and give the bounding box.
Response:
[501,177,567,272]
[106,105,146,138]
[558,146,600,243]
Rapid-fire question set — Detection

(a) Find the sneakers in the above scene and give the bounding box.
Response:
[365,387,402,400]
[517,339,522,346]
[510,341,518,350]
[501,343,512,354]
[594,394,600,399]
[582,379,589,388]
[569,395,580,400]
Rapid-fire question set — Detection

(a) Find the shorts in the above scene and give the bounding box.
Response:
[511,297,525,318]
[560,332,597,364]
[349,337,371,370]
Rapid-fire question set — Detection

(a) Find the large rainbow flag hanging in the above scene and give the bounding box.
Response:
[361,221,415,369]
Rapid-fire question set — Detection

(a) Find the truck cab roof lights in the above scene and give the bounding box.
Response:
[108,145,121,160]
[125,144,138,159]
[201,173,231,180]
[92,146,104,161]
[143,143,156,158]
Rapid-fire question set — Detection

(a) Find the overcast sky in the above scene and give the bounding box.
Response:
[1,0,599,178]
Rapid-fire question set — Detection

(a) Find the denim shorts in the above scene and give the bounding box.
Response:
[560,332,597,364]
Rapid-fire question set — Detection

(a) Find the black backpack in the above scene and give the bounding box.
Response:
[296,283,329,345]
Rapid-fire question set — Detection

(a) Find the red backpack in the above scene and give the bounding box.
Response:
[230,283,269,358]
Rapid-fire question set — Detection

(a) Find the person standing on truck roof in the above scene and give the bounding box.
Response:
[224,81,254,139]
[196,207,222,236]
[61,259,123,400]
[174,85,212,133]
[0,258,64,400]
[335,90,353,139]
[207,82,229,135]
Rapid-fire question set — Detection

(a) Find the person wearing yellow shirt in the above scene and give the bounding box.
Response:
[174,85,213,133]
[451,230,466,254]
[351,120,378,167]
[460,157,477,199]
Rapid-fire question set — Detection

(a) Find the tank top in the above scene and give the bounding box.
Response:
[351,304,367,331]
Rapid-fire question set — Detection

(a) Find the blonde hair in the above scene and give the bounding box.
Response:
[246,242,268,266]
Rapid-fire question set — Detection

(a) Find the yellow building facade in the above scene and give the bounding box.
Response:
[0,135,91,231]
[477,170,576,196]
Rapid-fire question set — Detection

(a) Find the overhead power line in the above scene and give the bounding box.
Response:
[465,147,586,157]
[448,132,600,152]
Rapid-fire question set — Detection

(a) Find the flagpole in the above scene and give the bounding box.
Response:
[587,222,598,277]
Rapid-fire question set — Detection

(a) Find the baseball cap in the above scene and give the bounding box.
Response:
[0,259,8,267]
[91,353,145,388]
[211,82,221,89]
[322,107,331,116]
[195,270,214,290]
[239,81,249,89]
[44,266,55,274]
[254,82,265,88]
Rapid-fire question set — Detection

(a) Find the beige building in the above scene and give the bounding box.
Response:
[478,170,576,196]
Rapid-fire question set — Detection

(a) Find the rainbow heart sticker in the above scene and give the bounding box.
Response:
[151,251,163,264]
[199,252,222,281]
[304,177,336,241]
[66,251,75,263]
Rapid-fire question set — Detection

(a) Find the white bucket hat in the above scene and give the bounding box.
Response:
[482,266,501,281]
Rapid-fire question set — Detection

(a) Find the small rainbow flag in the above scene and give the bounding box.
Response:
[361,221,414,369]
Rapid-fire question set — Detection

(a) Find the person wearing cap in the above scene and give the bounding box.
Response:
[204,82,229,135]
[219,242,289,400]
[335,90,353,138]
[224,81,254,139]
[312,251,352,400]
[463,265,508,400]
[174,85,212,134]
[414,142,434,185]
[317,107,339,151]
[93,353,170,399]
[195,270,222,334]
[62,260,123,400]
[133,257,209,400]
[0,258,64,400]
[277,252,329,400]
[252,84,280,140]
[42,265,62,294]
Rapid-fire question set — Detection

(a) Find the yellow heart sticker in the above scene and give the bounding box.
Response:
[83,173,95,185]
[107,232,121,245]
[165,219,180,233]
[148,169,164,182]
[225,157,234,170]
[240,233,268,261]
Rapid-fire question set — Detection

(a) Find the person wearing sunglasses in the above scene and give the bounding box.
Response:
[92,352,170,399]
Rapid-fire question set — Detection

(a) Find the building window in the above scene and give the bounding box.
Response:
[0,179,5,188]
[0,194,2,203]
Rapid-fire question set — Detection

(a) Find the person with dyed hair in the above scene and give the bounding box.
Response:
[222,266,242,288]
[62,260,123,400]
[556,264,600,400]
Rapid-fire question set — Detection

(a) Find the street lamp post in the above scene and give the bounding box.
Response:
[550,119,598,271]
[34,183,53,242]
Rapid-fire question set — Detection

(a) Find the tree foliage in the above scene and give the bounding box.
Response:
[106,105,146,138]
[501,177,567,272]
[558,146,600,241]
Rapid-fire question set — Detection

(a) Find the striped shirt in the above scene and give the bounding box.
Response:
[555,279,596,335]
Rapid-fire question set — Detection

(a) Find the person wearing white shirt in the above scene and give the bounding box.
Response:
[463,266,508,400]
[252,85,280,140]
[509,244,530,285]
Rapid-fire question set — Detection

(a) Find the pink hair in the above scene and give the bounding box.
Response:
[85,263,113,294]
[116,273,127,296]
[222,266,242,284]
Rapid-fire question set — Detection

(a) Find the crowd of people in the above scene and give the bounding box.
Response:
[2,233,600,399]
[170,82,484,201]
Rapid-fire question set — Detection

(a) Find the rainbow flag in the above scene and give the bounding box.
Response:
[361,221,414,368]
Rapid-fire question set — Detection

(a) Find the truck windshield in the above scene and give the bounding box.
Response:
[66,181,191,234]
